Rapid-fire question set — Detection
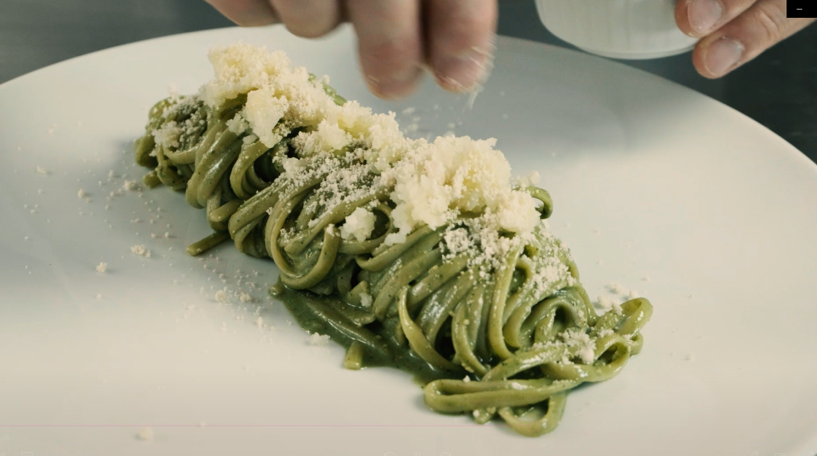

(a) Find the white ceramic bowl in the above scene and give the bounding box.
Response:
[536,0,699,59]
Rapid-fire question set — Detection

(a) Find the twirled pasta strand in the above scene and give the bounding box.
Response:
[135,88,653,437]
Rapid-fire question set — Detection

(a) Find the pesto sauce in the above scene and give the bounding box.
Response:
[272,282,456,385]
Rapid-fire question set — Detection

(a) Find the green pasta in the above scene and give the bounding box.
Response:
[134,44,652,437]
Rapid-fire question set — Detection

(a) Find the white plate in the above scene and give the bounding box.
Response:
[1,26,816,456]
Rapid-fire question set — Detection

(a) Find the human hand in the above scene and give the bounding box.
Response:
[204,0,497,99]
[676,0,815,78]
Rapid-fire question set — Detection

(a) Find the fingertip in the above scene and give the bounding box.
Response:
[205,0,278,27]
[435,74,474,94]
[678,0,728,39]
[692,40,720,78]
[365,67,422,100]
[347,0,423,100]
[689,1,816,80]
[435,76,465,93]
[426,0,497,93]
[357,40,423,99]
[284,22,338,38]
[691,41,708,77]
[240,17,279,27]
[432,41,495,93]
[271,0,342,38]
[675,0,695,36]
[692,36,744,79]
[692,55,720,79]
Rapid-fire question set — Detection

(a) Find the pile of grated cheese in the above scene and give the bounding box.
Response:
[340,207,376,243]
[198,43,554,262]
[562,328,596,364]
[152,122,182,149]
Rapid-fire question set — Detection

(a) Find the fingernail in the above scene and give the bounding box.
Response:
[368,66,421,100]
[688,0,723,34]
[435,47,493,92]
[704,37,744,77]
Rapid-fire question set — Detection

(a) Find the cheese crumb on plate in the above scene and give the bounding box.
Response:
[307,332,331,346]
[130,245,151,257]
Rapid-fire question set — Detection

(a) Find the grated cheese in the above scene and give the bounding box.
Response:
[606,282,627,295]
[359,292,373,308]
[152,121,182,149]
[130,245,151,257]
[243,89,288,147]
[293,120,353,155]
[380,135,540,244]
[517,171,541,188]
[562,329,595,364]
[442,228,470,256]
[225,112,249,134]
[340,207,376,243]
[123,180,141,192]
[598,328,614,338]
[96,262,108,273]
[307,332,330,346]
[194,45,568,272]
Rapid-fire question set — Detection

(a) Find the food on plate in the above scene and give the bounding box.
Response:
[134,44,653,437]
